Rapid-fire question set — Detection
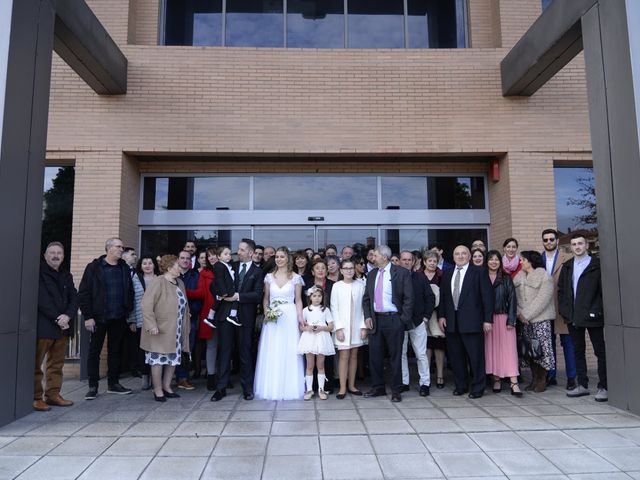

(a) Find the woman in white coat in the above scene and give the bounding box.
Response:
[330,259,367,399]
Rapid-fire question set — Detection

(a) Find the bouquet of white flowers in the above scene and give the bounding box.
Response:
[264,299,287,324]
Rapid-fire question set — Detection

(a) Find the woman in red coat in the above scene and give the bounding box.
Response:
[187,247,218,390]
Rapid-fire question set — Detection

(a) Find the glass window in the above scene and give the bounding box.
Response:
[287,0,344,48]
[427,176,485,209]
[542,0,554,10]
[143,177,250,210]
[164,0,223,46]
[226,0,284,47]
[317,228,378,254]
[254,176,377,210]
[554,167,597,233]
[42,166,75,265]
[382,228,427,255]
[381,176,428,209]
[427,228,488,264]
[407,0,459,49]
[347,0,404,48]
[141,229,251,256]
[253,228,315,251]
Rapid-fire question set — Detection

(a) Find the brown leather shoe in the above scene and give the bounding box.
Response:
[177,379,195,390]
[45,394,74,407]
[33,399,51,411]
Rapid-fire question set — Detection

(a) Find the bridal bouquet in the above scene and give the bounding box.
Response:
[264,299,287,324]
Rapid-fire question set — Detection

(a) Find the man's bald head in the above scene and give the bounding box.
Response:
[452,245,470,267]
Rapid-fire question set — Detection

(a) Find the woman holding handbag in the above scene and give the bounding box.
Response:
[423,250,446,389]
[513,251,556,393]
[484,250,521,396]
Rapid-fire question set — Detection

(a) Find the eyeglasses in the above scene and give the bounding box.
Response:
[357,262,365,265]
[542,238,556,243]
[341,267,355,271]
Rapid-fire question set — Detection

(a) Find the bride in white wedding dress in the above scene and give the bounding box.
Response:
[254,247,305,400]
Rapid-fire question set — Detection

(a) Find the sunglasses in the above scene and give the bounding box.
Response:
[542,238,556,243]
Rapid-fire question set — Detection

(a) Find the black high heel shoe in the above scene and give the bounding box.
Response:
[336,392,346,400]
[436,377,445,389]
[348,389,363,396]
[154,393,166,402]
[163,390,180,398]
[510,382,523,397]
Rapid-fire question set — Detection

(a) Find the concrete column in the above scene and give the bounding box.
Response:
[0,0,55,426]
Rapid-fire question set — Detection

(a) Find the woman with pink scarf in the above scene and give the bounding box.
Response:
[502,238,522,279]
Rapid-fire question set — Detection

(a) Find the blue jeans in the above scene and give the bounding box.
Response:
[548,333,577,380]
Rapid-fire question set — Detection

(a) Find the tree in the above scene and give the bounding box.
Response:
[41,167,75,266]
[567,169,597,228]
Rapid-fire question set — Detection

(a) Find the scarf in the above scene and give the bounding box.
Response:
[502,254,520,274]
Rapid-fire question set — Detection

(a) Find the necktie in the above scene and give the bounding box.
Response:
[238,263,247,285]
[374,268,384,312]
[453,267,462,310]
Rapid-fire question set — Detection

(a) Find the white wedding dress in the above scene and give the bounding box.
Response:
[254,273,305,400]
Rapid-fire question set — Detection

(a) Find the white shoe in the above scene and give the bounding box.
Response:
[303,390,314,401]
[566,385,590,397]
[595,388,608,402]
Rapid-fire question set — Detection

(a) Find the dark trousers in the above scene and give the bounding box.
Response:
[446,323,485,394]
[121,326,139,373]
[216,303,255,393]
[367,314,404,393]
[87,317,126,387]
[135,328,149,376]
[567,324,607,389]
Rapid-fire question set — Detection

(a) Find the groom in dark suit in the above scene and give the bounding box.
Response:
[362,245,413,402]
[211,238,264,401]
[438,245,494,398]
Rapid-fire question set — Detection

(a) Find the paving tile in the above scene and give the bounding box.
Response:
[221,421,271,436]
[365,419,414,434]
[123,422,179,436]
[229,410,274,422]
[444,406,490,419]
[0,456,39,479]
[201,455,264,480]
[262,455,322,480]
[523,405,574,416]
[516,430,583,449]
[213,436,268,456]
[625,473,640,480]
[185,410,231,421]
[321,454,383,479]
[585,414,640,428]
[370,434,426,454]
[409,419,462,433]
[612,428,640,445]
[15,455,95,480]
[235,400,276,411]
[0,436,65,456]
[499,416,555,430]
[48,436,116,456]
[487,450,563,475]
[482,406,533,417]
[358,408,404,420]
[172,421,224,436]
[0,421,38,436]
[267,435,319,455]
[103,436,167,456]
[23,421,86,436]
[420,433,480,453]
[400,408,448,419]
[433,452,503,477]
[594,447,640,471]
[541,415,601,429]
[100,411,149,422]
[470,431,533,451]
[139,456,207,480]
[319,435,373,455]
[564,403,620,415]
[275,400,315,410]
[143,410,190,422]
[0,437,16,449]
[565,429,636,448]
[74,422,131,436]
[318,420,366,435]
[542,448,619,474]
[566,474,635,480]
[508,475,570,480]
[77,456,152,480]
[271,421,318,435]
[317,410,358,421]
[157,436,217,456]
[455,417,510,432]
[275,410,318,421]
[377,453,443,479]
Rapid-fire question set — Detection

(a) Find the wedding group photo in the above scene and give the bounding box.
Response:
[4,0,640,478]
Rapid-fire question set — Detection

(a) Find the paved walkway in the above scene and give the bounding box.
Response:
[2,374,640,480]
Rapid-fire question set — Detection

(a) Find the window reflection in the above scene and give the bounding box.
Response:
[165,0,223,46]
[382,228,427,254]
[317,228,378,253]
[254,176,377,210]
[347,0,404,48]
[142,177,250,210]
[554,167,597,233]
[287,0,344,48]
[141,229,251,256]
[253,229,315,251]
[407,0,458,49]
[427,176,485,209]
[428,229,488,264]
[381,176,428,209]
[226,0,284,47]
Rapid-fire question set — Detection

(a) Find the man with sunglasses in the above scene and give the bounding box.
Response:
[540,229,577,390]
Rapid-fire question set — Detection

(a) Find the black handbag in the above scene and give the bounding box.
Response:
[518,333,543,360]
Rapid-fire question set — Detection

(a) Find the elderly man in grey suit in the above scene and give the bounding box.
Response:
[362,245,413,402]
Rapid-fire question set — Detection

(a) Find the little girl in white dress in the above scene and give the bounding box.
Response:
[297,286,335,400]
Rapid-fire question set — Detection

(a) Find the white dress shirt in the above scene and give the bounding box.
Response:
[450,262,469,297]
[572,255,592,299]
[374,264,397,313]
[544,250,557,275]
